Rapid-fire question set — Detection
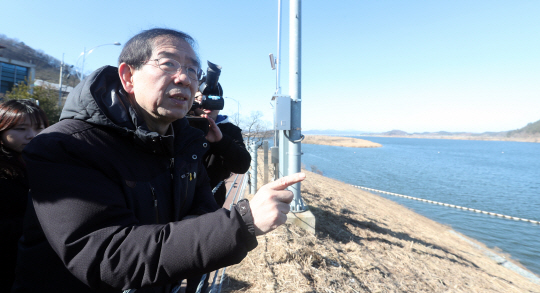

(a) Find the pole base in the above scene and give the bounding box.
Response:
[286,209,316,234]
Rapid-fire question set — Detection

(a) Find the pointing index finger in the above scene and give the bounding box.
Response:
[267,173,306,191]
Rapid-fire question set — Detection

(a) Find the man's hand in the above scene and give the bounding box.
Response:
[202,114,223,143]
[249,173,306,236]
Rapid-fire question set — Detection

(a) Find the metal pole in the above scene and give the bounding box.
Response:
[273,108,279,148]
[272,0,284,181]
[225,97,240,125]
[234,98,240,124]
[81,47,86,81]
[263,140,269,184]
[275,0,283,145]
[288,0,306,212]
[276,0,282,95]
[77,42,121,81]
[58,53,64,107]
[249,142,258,194]
[279,130,288,178]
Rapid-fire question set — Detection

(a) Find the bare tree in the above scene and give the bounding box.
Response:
[229,112,241,127]
[240,111,272,146]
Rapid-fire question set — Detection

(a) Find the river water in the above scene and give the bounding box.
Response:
[299,136,540,276]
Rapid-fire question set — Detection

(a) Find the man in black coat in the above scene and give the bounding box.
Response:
[192,92,251,208]
[13,28,304,293]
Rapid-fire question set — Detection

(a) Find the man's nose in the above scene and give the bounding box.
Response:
[172,69,191,87]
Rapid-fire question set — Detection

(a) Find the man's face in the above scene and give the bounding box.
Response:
[130,37,199,131]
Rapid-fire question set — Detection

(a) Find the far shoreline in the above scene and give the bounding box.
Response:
[305,134,540,144]
[360,134,540,143]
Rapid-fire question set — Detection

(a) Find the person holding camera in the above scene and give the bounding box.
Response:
[13,28,305,293]
[186,90,251,293]
[192,91,251,208]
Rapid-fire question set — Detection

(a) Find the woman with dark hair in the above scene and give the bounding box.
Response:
[0,99,48,291]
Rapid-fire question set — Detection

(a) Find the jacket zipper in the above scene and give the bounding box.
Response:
[180,171,196,207]
[170,158,174,179]
[185,175,189,202]
[181,173,189,203]
[150,187,159,224]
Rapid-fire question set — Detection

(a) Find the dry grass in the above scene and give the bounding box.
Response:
[221,152,540,293]
[303,135,382,148]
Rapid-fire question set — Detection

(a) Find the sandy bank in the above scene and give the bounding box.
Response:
[221,152,540,292]
[303,135,382,148]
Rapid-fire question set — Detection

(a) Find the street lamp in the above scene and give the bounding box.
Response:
[225,96,240,125]
[76,42,121,80]
[58,53,74,107]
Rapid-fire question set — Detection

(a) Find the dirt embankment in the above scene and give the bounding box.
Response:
[221,152,540,292]
[303,135,382,148]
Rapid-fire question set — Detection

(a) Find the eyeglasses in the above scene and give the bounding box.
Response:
[144,58,201,81]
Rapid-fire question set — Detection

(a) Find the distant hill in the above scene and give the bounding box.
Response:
[413,131,508,137]
[507,119,540,137]
[0,34,78,87]
[303,129,510,137]
[382,129,409,136]
[305,120,540,141]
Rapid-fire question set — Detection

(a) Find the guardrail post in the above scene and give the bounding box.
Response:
[249,142,259,194]
[263,140,269,184]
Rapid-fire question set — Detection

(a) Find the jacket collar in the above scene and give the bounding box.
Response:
[215,114,229,125]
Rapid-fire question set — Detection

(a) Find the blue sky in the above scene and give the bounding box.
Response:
[2,0,539,133]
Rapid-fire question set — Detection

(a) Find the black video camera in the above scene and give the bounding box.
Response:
[190,61,224,111]
[188,61,224,135]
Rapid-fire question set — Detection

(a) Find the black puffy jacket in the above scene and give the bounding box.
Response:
[13,66,257,293]
[0,154,28,292]
[203,116,251,207]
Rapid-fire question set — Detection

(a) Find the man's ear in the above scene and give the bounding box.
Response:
[118,63,135,94]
